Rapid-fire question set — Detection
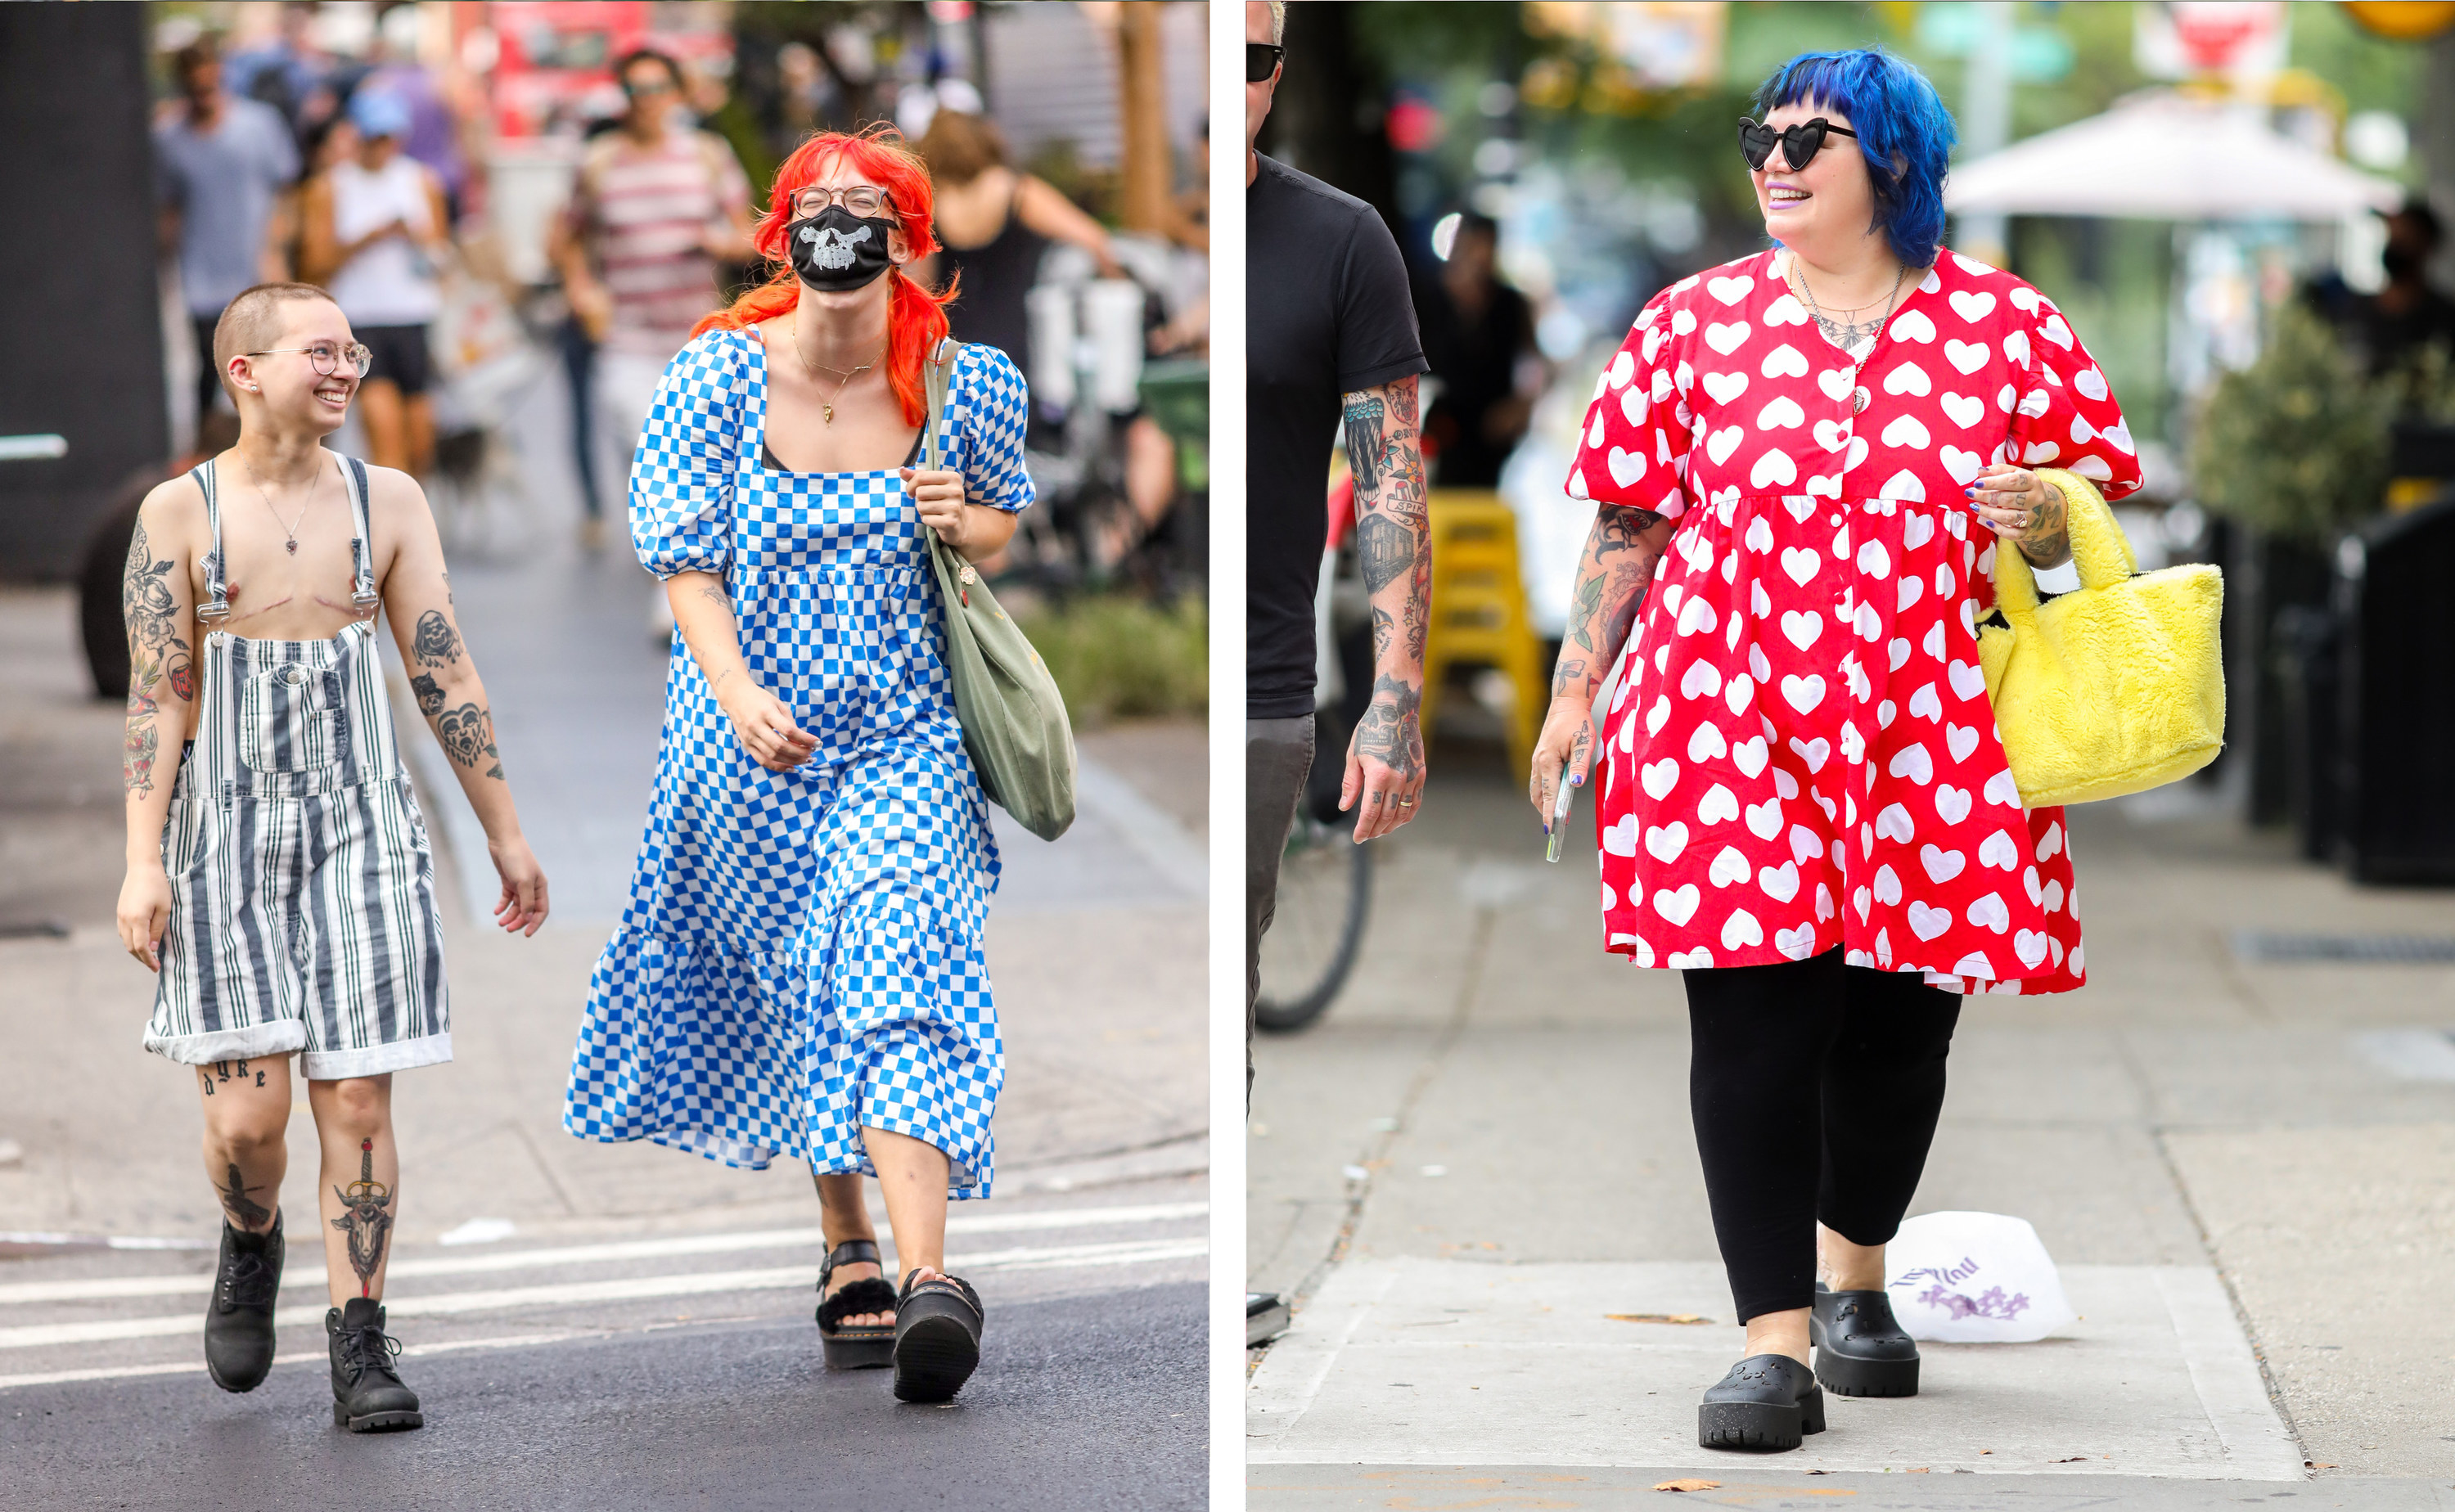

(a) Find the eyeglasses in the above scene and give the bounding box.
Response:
[790,184,893,218]
[1246,43,1283,83]
[244,341,374,379]
[622,77,676,97]
[1738,116,1859,173]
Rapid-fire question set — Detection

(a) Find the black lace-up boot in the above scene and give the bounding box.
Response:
[204,1215,283,1393]
[327,1297,423,1432]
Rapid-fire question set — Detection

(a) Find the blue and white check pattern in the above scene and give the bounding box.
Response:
[565,328,1030,1196]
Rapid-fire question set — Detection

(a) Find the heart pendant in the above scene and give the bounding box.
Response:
[285,540,298,554]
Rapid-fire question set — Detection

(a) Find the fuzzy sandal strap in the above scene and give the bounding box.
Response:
[818,1277,900,1330]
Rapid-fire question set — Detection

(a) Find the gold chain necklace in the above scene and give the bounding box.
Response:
[791,309,881,425]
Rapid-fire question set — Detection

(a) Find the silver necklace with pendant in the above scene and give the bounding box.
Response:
[246,458,316,554]
[1793,259,1905,413]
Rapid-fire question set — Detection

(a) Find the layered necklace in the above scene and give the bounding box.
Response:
[791,308,881,425]
[1791,256,1906,355]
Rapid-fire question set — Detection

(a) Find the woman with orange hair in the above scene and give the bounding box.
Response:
[563,127,1031,1404]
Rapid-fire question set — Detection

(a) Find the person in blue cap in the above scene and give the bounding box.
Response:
[299,89,451,479]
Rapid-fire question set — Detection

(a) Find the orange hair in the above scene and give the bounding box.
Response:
[690,124,956,427]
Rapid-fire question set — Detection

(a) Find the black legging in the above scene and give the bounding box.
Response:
[1683,949,1961,1324]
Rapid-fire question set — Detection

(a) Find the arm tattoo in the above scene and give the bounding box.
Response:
[408,673,445,717]
[436,700,504,779]
[1372,606,1394,663]
[411,610,462,668]
[1351,673,1425,781]
[214,1158,273,1229]
[1342,394,1387,493]
[1561,505,1665,689]
[122,517,192,795]
[331,1138,394,1297]
[695,582,730,611]
[1358,512,1417,596]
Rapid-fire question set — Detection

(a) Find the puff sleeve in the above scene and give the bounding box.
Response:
[948,344,1036,514]
[629,331,749,578]
[2004,292,2142,502]
[1564,290,1693,520]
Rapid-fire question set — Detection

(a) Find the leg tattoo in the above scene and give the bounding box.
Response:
[216,1161,273,1230]
[331,1138,394,1298]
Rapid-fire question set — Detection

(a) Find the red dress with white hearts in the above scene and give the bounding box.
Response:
[1565,249,2142,994]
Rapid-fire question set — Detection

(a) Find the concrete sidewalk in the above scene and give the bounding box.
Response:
[1248,739,2455,1495]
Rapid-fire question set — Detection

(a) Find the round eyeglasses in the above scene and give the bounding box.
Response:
[244,341,374,380]
[790,185,892,218]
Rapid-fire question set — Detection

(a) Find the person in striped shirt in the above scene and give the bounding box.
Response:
[550,48,756,541]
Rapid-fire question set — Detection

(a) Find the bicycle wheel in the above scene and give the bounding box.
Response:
[1254,815,1372,1033]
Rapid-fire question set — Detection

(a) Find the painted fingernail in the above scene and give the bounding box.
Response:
[1571,774,1583,785]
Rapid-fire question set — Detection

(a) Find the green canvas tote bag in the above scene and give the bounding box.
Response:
[919,339,1077,841]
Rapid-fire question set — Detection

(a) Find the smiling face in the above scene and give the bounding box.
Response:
[230,298,359,435]
[1751,101,1876,267]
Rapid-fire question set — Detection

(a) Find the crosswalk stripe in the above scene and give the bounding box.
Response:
[0,1330,602,1393]
[0,1237,1207,1355]
[0,1200,1209,1307]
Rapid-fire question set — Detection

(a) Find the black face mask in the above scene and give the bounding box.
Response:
[786,206,897,291]
[2383,243,2425,282]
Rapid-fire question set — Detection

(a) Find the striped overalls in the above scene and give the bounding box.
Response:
[142,454,451,1080]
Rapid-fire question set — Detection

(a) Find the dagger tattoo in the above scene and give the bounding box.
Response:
[331,1137,394,1297]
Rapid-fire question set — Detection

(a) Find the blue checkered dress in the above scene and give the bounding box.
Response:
[565,329,1034,1196]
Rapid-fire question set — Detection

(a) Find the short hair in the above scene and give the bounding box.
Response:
[173,35,220,83]
[612,47,686,92]
[2391,196,2444,248]
[916,107,1010,188]
[1268,2,1286,44]
[1751,48,1955,270]
[211,282,338,399]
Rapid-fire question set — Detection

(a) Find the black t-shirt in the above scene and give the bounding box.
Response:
[1246,154,1427,720]
[1417,275,1535,488]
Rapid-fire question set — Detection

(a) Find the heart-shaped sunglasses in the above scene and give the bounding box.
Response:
[1738,115,1859,173]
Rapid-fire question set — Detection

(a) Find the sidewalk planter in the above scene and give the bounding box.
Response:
[2231,526,2335,826]
[2334,487,2455,884]
[2269,603,2341,862]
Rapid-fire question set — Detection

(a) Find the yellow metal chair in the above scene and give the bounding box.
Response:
[1420,489,1546,781]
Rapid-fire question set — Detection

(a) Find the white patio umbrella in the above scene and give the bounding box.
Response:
[1943,92,2402,222]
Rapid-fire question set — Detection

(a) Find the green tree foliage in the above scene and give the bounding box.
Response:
[2191,303,2386,544]
[1017,594,1207,726]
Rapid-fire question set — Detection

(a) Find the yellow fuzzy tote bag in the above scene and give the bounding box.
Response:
[1974,469,2225,807]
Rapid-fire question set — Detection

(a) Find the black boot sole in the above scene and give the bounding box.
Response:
[891,1314,980,1402]
[1698,1385,1826,1451]
[206,1354,273,1394]
[822,1331,895,1370]
[1814,1347,1919,1397]
[333,1402,425,1433]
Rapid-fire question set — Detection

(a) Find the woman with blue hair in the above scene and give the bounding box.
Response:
[1532,48,2143,1451]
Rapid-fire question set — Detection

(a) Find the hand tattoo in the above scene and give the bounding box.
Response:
[437,700,504,778]
[411,610,462,668]
[409,673,445,717]
[331,1138,394,1297]
[1352,673,1426,780]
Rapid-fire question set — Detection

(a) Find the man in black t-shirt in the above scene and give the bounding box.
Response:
[1245,0,1430,1067]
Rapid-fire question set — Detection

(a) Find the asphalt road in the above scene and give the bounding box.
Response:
[3,1278,1205,1511]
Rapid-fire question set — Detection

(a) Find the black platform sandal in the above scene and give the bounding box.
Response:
[1698,1353,1826,1451]
[1811,1282,1921,1397]
[816,1239,898,1370]
[891,1269,983,1403]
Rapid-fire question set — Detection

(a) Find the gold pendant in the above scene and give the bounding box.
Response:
[822,403,833,425]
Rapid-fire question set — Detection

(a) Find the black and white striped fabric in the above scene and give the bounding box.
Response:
[142,454,451,1080]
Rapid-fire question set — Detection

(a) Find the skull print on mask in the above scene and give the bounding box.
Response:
[786,205,898,291]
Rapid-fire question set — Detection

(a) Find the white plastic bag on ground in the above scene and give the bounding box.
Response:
[1883,1210,2077,1343]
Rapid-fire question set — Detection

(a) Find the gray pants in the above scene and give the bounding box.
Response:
[1246,715,1317,1097]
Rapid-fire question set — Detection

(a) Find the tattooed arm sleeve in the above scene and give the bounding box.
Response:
[122,493,199,863]
[1550,504,1673,704]
[1343,374,1431,781]
[376,471,528,839]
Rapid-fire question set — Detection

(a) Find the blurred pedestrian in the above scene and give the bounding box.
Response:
[1243,0,1431,1330]
[156,35,300,427]
[1417,210,1544,488]
[1530,47,2144,1453]
[548,47,755,547]
[298,90,450,479]
[222,2,340,154]
[2306,197,2455,377]
[115,280,547,1435]
[565,127,1032,1407]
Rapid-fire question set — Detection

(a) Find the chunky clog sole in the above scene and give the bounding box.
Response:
[822,1330,895,1370]
[1698,1384,1826,1451]
[890,1313,980,1402]
[1813,1347,1920,1397]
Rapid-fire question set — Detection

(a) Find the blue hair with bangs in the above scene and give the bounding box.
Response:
[1752,48,1956,269]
